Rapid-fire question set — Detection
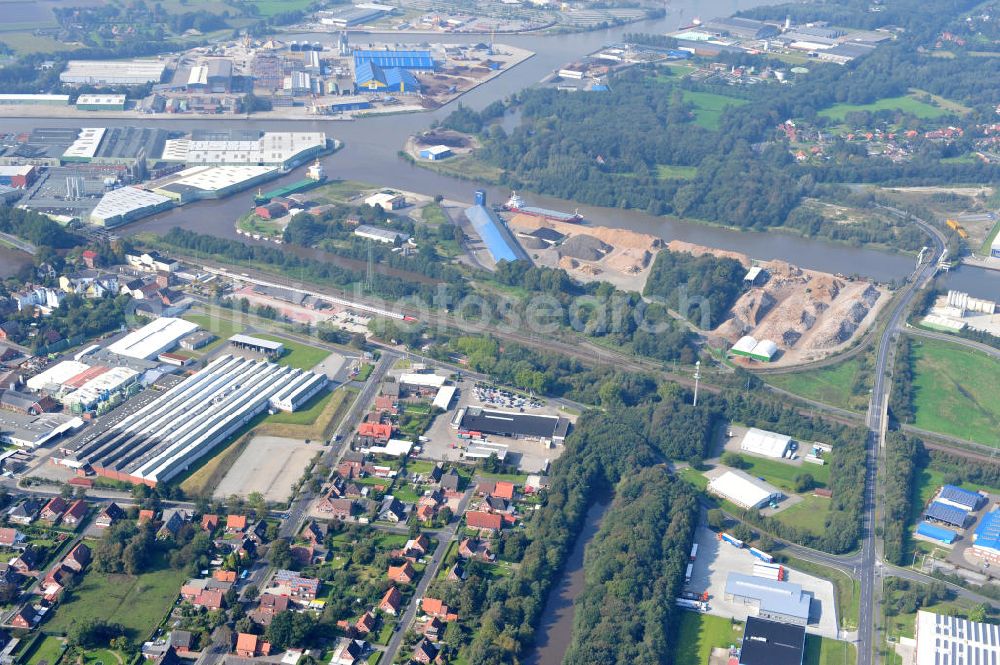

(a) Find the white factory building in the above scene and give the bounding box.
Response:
[105,318,199,360]
[708,469,783,510]
[160,132,328,170]
[151,165,279,202]
[354,225,411,244]
[60,59,167,85]
[27,361,92,393]
[62,367,139,411]
[70,355,327,485]
[740,427,793,459]
[90,187,173,227]
[913,611,1000,665]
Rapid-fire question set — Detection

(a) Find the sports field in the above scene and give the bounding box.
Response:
[819,95,949,121]
[909,338,1000,446]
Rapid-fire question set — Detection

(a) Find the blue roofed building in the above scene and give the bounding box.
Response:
[354,49,435,70]
[463,204,528,265]
[354,61,421,93]
[937,485,985,512]
[915,521,957,545]
[924,501,969,528]
[972,510,1000,563]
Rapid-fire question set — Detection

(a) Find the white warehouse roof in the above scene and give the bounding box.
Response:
[106,318,199,360]
[433,385,456,410]
[399,373,447,388]
[26,361,91,392]
[166,165,277,192]
[62,128,106,160]
[708,469,782,509]
[90,187,172,225]
[740,427,793,459]
[60,59,166,85]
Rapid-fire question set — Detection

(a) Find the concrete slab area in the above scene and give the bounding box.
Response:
[686,526,840,639]
[214,435,326,503]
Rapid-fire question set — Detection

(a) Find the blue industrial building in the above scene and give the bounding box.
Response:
[355,61,422,93]
[973,510,1000,562]
[463,190,528,264]
[353,49,435,70]
[937,485,985,511]
[916,521,957,545]
[924,501,969,528]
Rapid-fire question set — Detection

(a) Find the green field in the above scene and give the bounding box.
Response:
[310,179,376,203]
[774,494,833,536]
[24,636,66,665]
[182,312,245,352]
[739,455,831,492]
[909,337,1000,446]
[682,90,749,130]
[415,152,505,184]
[819,95,950,121]
[672,612,744,665]
[805,636,856,665]
[657,164,699,180]
[766,357,870,412]
[256,334,330,370]
[266,387,333,425]
[45,553,189,641]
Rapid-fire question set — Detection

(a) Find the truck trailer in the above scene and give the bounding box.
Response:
[748,547,774,563]
[720,532,744,548]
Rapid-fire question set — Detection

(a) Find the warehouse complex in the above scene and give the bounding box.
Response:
[151,165,278,202]
[464,191,529,264]
[740,428,793,459]
[913,611,1000,665]
[725,572,812,626]
[67,355,327,485]
[60,60,167,86]
[708,470,783,509]
[105,318,199,360]
[730,335,779,362]
[159,132,329,170]
[90,187,173,227]
[972,510,1000,564]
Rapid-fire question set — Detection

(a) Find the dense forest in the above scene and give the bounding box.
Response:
[888,336,917,425]
[564,467,697,664]
[643,250,746,328]
[882,432,920,565]
[0,206,80,250]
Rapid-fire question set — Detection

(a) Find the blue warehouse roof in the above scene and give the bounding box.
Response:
[354,49,435,69]
[384,67,420,91]
[976,510,1000,551]
[463,205,528,264]
[925,501,969,527]
[916,521,957,544]
[939,485,984,510]
[354,61,421,92]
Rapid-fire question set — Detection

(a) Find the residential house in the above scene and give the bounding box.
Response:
[9,605,35,629]
[190,589,224,611]
[387,562,415,585]
[95,502,126,528]
[458,538,494,562]
[415,503,437,523]
[271,570,319,600]
[477,480,515,500]
[355,611,377,636]
[427,464,443,484]
[377,496,406,523]
[201,514,219,532]
[7,500,40,525]
[439,468,461,492]
[356,422,392,446]
[62,542,91,573]
[246,520,268,545]
[39,496,68,523]
[213,569,237,583]
[252,593,289,625]
[339,451,366,479]
[420,598,458,622]
[41,565,72,601]
[138,509,155,524]
[169,630,195,656]
[126,251,178,273]
[413,639,439,664]
[394,534,429,560]
[158,509,191,539]
[10,548,39,574]
[422,616,444,641]
[482,496,511,514]
[302,520,326,545]
[316,496,355,520]
[234,633,270,658]
[0,323,22,343]
[225,514,248,534]
[61,500,88,529]
[524,475,549,494]
[81,250,98,269]
[379,586,402,615]
[0,529,24,549]
[446,563,466,582]
[465,511,502,533]
[330,638,367,665]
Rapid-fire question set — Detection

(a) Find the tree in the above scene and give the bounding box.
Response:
[721,452,748,469]
[793,473,815,493]
[268,539,292,569]
[247,492,267,517]
[707,509,726,531]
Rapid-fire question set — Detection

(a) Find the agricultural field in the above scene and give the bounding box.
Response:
[671,612,744,665]
[681,90,749,130]
[909,338,1000,446]
[766,356,870,412]
[818,94,951,121]
[45,553,189,641]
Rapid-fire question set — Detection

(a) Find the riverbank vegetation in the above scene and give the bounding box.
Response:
[643,250,745,329]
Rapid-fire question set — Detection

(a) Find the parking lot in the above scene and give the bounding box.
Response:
[214,435,325,503]
[686,526,840,639]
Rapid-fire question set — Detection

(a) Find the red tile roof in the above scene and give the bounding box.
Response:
[465,511,502,531]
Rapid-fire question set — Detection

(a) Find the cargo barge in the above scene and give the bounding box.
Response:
[502,191,583,223]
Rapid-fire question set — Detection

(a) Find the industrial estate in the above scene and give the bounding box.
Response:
[0,1,999,665]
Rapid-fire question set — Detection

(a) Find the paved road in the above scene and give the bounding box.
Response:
[380,485,476,663]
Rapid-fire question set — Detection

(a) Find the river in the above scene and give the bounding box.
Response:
[526,498,611,665]
[0,0,943,283]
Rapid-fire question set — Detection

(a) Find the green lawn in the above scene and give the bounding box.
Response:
[84,648,124,665]
[678,466,709,492]
[909,337,1000,446]
[805,636,856,665]
[182,313,245,352]
[421,203,449,225]
[310,179,376,203]
[738,456,831,492]
[774,494,833,536]
[25,636,66,665]
[45,553,189,642]
[256,334,330,370]
[656,164,698,180]
[819,95,950,121]
[682,90,749,130]
[671,612,744,665]
[766,357,870,412]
